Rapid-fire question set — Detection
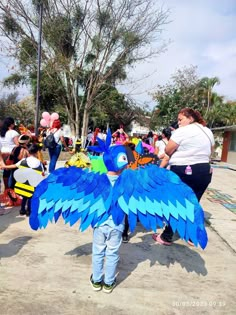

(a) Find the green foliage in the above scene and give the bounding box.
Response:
[29,66,67,112]
[122,31,141,48]
[9,98,35,126]
[91,84,145,130]
[151,66,236,129]
[92,35,105,52]
[0,0,169,137]
[43,15,74,58]
[0,93,34,127]
[96,10,112,29]
[3,14,21,36]
[19,38,37,69]
[32,0,49,11]
[0,92,19,119]
[72,6,85,28]
[3,73,25,87]
[85,53,96,64]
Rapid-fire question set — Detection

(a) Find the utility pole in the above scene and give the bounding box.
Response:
[34,1,43,136]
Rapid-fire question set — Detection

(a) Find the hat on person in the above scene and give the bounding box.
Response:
[18,134,31,144]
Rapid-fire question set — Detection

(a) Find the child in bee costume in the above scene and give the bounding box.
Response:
[2,144,45,216]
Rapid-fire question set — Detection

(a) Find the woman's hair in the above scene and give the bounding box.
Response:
[178,108,206,126]
[162,128,172,140]
[18,134,31,145]
[147,131,153,138]
[115,131,120,138]
[28,143,39,155]
[0,117,15,137]
[51,119,61,129]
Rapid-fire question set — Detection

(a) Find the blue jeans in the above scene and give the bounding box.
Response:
[48,144,61,173]
[92,226,122,285]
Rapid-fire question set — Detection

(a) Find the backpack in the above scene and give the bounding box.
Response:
[44,133,57,149]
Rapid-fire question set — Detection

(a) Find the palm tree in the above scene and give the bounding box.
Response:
[199,77,220,114]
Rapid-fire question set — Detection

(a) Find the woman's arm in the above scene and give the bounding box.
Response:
[159,155,170,168]
[0,152,4,164]
[13,135,19,145]
[165,139,179,157]
[60,135,70,152]
[112,131,118,137]
[2,163,17,169]
[18,147,29,160]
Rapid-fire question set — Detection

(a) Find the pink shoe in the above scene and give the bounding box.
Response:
[187,240,194,246]
[152,233,172,246]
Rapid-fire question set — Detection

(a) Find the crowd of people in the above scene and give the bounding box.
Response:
[0,116,71,212]
[0,107,215,293]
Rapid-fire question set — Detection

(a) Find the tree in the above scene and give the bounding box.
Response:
[150,66,235,129]
[0,93,35,126]
[0,0,169,143]
[91,84,146,131]
[0,92,19,119]
[199,76,220,114]
[151,65,203,128]
[10,96,35,126]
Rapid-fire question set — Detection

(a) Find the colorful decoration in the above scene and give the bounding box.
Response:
[29,129,208,249]
[40,112,60,127]
[65,152,92,169]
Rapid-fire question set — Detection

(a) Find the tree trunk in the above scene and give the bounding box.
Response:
[81,104,90,147]
[206,90,210,114]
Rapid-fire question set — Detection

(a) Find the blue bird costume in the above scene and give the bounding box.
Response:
[30,129,208,249]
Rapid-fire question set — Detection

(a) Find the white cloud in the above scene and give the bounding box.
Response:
[122,0,236,105]
[1,0,236,105]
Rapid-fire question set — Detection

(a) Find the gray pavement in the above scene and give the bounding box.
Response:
[0,165,236,315]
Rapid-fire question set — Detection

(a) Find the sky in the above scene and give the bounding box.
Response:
[119,0,236,108]
[0,0,236,107]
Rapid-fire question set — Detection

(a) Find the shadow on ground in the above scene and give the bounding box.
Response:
[65,225,207,286]
[0,236,32,259]
[0,207,25,235]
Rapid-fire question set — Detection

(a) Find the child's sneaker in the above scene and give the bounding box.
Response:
[103,279,116,293]
[122,235,129,243]
[90,275,102,291]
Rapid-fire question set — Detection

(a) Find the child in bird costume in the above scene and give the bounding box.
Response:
[29,129,208,292]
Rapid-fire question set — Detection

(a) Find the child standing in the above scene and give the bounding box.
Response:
[90,169,124,294]
[1,144,44,216]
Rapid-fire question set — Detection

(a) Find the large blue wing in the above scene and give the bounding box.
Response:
[112,164,207,249]
[30,167,112,231]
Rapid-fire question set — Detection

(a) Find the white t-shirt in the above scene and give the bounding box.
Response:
[0,129,19,153]
[155,139,167,158]
[169,123,215,165]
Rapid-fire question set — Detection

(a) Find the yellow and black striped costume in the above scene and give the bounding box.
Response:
[14,159,44,198]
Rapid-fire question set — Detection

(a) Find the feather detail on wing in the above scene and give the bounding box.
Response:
[30,163,207,249]
[30,166,112,231]
[111,164,207,249]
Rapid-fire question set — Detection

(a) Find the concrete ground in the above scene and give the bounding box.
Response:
[0,165,236,315]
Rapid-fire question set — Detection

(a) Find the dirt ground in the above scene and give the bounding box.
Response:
[0,164,236,315]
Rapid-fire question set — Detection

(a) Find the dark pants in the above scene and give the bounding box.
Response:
[161,163,212,242]
[21,197,32,215]
[122,215,129,237]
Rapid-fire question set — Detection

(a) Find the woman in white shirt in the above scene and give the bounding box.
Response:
[153,108,214,246]
[46,119,70,173]
[155,128,172,163]
[0,117,19,189]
